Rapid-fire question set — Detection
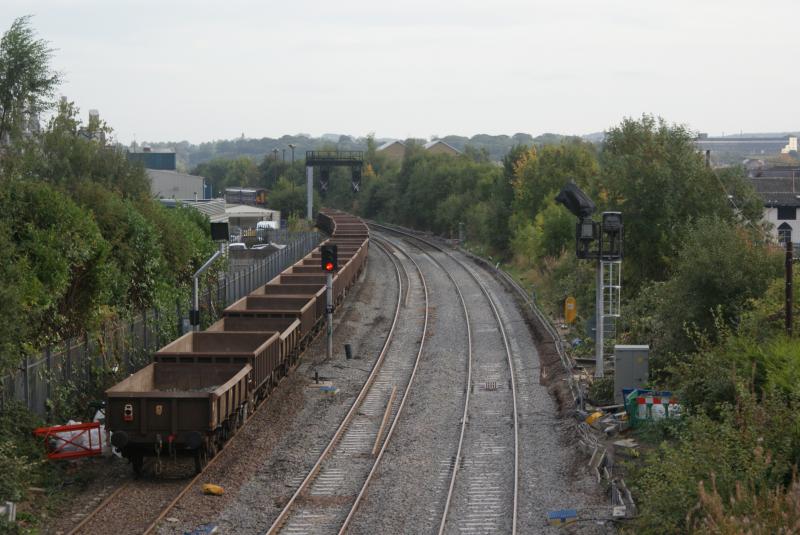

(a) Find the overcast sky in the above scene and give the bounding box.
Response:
[3,0,798,145]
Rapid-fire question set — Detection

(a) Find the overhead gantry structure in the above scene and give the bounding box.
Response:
[305,151,364,221]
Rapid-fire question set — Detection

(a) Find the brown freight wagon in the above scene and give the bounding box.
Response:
[155,331,282,401]
[253,283,327,324]
[224,295,318,341]
[275,272,345,304]
[309,248,358,259]
[207,316,302,362]
[107,362,251,474]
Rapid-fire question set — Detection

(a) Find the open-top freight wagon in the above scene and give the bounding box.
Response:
[155,331,282,401]
[106,210,369,475]
[107,362,251,474]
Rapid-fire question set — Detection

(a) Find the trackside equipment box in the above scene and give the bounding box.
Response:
[614,345,649,403]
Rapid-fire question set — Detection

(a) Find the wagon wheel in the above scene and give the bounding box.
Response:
[193,447,207,474]
[131,454,144,478]
[221,421,230,442]
[240,404,248,427]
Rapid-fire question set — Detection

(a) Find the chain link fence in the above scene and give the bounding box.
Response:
[0,231,321,417]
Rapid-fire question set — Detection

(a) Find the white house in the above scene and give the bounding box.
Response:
[749,170,800,243]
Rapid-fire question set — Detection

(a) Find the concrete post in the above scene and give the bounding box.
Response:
[306,166,314,221]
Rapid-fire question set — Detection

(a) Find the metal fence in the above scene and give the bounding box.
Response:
[0,231,321,417]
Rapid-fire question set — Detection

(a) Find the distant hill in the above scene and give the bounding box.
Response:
[140,129,795,169]
[141,132,595,168]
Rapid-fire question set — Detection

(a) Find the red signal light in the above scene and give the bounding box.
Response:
[325,262,334,272]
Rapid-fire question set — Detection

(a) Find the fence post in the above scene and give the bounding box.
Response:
[23,355,30,411]
[206,285,212,327]
[128,320,135,372]
[143,310,148,352]
[176,298,182,336]
[45,346,52,407]
[65,340,72,382]
[84,332,91,383]
[154,306,161,348]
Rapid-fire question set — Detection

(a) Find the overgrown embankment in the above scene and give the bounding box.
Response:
[336,115,799,534]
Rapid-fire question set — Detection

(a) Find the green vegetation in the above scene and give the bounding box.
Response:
[316,116,793,534]
[0,15,795,535]
[0,18,214,530]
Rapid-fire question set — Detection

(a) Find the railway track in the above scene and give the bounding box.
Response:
[66,384,273,535]
[266,237,429,535]
[371,223,520,535]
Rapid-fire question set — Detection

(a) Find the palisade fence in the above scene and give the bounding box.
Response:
[0,231,321,418]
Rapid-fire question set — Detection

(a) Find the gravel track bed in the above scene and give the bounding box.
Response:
[351,231,610,534]
[72,459,196,535]
[150,246,399,534]
[467,253,612,534]
[276,238,428,533]
[42,458,131,534]
[426,246,516,535]
[348,234,469,535]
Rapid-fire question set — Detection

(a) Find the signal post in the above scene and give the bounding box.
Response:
[321,244,338,359]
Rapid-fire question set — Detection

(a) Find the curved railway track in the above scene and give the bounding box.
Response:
[370,223,520,535]
[265,237,429,535]
[65,224,527,535]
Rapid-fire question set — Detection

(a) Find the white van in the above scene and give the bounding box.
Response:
[256,221,279,230]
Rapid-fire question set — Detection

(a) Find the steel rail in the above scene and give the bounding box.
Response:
[336,235,430,534]
[368,226,475,535]
[460,249,582,407]
[72,380,270,535]
[265,237,406,534]
[65,481,132,535]
[371,222,519,535]
[72,218,372,535]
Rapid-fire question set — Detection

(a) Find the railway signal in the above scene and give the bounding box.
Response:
[321,244,338,359]
[319,167,331,193]
[321,244,338,272]
[304,151,364,220]
[555,182,624,378]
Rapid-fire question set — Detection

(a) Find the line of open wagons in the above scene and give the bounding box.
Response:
[105,210,369,474]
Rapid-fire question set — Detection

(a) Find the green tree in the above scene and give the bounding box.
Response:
[5,99,150,200]
[627,217,781,360]
[512,140,598,220]
[600,115,761,287]
[0,16,61,145]
[0,180,110,361]
[269,176,312,218]
[193,156,261,195]
[136,200,213,286]
[72,183,163,310]
[532,200,574,258]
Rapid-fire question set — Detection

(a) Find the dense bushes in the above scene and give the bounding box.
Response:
[631,390,800,534]
[0,104,214,378]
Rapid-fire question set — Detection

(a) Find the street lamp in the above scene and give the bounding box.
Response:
[288,143,296,163]
[272,148,279,161]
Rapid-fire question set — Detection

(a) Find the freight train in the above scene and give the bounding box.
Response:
[106,210,369,474]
